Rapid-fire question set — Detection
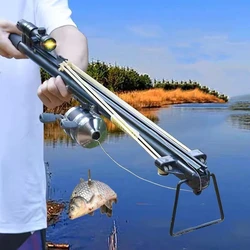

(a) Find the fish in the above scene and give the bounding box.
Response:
[68,169,118,220]
[108,220,118,250]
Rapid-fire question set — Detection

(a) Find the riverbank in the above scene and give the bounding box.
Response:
[46,88,225,114]
[116,88,225,109]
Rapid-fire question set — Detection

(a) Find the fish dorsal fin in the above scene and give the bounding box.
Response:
[88,169,92,186]
[80,178,84,183]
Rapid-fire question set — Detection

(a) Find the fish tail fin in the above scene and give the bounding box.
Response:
[100,205,106,214]
[100,205,112,217]
[100,198,117,218]
[106,207,112,217]
[105,198,118,209]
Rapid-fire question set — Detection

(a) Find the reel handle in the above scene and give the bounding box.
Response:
[39,113,59,123]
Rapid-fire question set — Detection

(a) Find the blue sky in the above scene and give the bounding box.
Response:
[68,0,250,97]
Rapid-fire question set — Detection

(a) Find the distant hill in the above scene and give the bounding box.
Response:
[229,94,250,103]
[228,94,250,110]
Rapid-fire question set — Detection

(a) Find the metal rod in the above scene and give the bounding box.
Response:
[9,33,206,191]
[7,20,225,237]
[69,65,208,172]
[170,173,224,236]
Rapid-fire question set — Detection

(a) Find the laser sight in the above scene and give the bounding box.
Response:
[16,19,57,52]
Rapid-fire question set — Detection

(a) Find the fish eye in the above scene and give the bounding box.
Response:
[70,206,75,211]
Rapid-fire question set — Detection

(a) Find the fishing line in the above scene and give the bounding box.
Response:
[60,62,203,193]
[70,62,190,152]
[97,141,192,193]
[59,62,160,160]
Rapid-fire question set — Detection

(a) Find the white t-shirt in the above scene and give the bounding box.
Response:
[0,0,76,233]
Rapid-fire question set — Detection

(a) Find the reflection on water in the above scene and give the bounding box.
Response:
[172,103,229,112]
[45,103,250,250]
[44,122,77,147]
[227,113,250,131]
[44,108,160,146]
[229,101,250,111]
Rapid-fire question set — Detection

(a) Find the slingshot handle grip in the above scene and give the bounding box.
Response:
[9,34,22,50]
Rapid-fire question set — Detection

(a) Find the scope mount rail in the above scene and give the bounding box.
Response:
[8,19,225,236]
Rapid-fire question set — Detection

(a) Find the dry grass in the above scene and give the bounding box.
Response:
[117,88,225,109]
[45,88,224,114]
[103,108,160,133]
[44,108,160,139]
[44,88,224,137]
[44,122,75,145]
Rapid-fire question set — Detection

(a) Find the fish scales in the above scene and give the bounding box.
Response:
[95,180,117,200]
[68,170,118,220]
[70,180,94,202]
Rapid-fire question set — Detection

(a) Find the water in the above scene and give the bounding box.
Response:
[45,103,250,250]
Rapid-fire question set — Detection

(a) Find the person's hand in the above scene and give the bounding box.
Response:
[37,75,72,108]
[0,20,26,59]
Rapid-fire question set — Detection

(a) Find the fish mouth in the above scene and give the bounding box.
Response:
[68,213,76,220]
[67,209,74,220]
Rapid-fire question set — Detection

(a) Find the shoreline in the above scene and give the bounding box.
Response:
[45,88,226,114]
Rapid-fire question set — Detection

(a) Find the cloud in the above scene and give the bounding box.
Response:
[126,25,164,38]
[83,27,250,97]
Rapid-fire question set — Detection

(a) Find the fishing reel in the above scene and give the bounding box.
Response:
[8,18,225,238]
[16,19,57,52]
[40,104,108,148]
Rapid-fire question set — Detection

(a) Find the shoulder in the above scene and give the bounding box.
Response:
[34,0,76,34]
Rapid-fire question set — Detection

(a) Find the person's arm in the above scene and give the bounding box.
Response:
[35,0,89,108]
[37,25,89,108]
[50,25,88,71]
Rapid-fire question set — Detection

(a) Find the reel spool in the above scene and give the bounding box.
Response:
[40,105,108,148]
[63,106,107,148]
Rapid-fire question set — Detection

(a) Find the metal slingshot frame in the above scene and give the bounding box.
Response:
[9,19,224,237]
